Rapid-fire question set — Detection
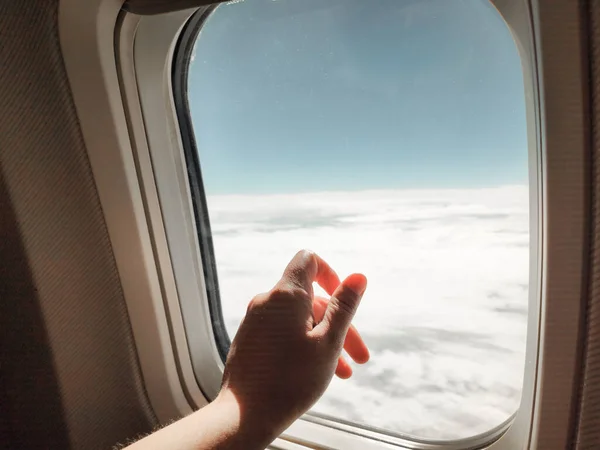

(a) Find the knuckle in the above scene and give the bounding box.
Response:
[268,287,293,302]
[289,286,313,303]
[332,297,356,317]
[293,249,317,274]
[289,286,312,303]
[331,286,359,317]
[269,285,311,303]
[297,248,315,261]
[246,292,268,312]
[303,250,318,272]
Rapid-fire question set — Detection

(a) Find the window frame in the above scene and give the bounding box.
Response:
[169,2,533,447]
[171,5,231,366]
[58,0,590,448]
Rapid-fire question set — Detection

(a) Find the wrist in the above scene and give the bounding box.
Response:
[212,388,278,450]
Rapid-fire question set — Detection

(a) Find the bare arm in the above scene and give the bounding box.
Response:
[124,392,272,450]
[123,250,368,450]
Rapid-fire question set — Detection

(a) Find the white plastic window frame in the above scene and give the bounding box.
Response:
[58,0,589,448]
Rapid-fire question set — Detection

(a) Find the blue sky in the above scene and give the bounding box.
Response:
[188,0,528,195]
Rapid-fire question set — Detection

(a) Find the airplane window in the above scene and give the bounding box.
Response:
[187,0,529,441]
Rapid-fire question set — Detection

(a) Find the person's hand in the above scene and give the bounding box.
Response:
[312,295,370,379]
[121,250,368,450]
[216,250,368,448]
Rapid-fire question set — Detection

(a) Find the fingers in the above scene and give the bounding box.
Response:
[335,355,353,379]
[313,296,370,364]
[343,324,370,364]
[312,274,367,344]
[312,296,329,321]
[277,250,341,296]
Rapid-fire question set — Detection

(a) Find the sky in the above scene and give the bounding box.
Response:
[188,0,528,195]
[186,0,530,441]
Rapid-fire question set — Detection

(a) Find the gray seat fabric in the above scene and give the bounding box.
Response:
[0,1,156,448]
[575,2,600,448]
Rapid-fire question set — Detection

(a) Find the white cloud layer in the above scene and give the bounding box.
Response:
[206,185,529,441]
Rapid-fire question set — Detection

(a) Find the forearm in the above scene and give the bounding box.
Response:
[123,391,275,450]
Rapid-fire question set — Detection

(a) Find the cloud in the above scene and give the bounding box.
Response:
[206,185,529,440]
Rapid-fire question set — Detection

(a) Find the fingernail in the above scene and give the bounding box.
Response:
[345,274,367,296]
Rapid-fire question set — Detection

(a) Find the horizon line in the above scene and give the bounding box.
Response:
[204,183,530,198]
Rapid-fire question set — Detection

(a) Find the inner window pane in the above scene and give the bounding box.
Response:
[188,0,529,440]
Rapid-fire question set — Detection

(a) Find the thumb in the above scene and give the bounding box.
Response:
[313,273,367,344]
